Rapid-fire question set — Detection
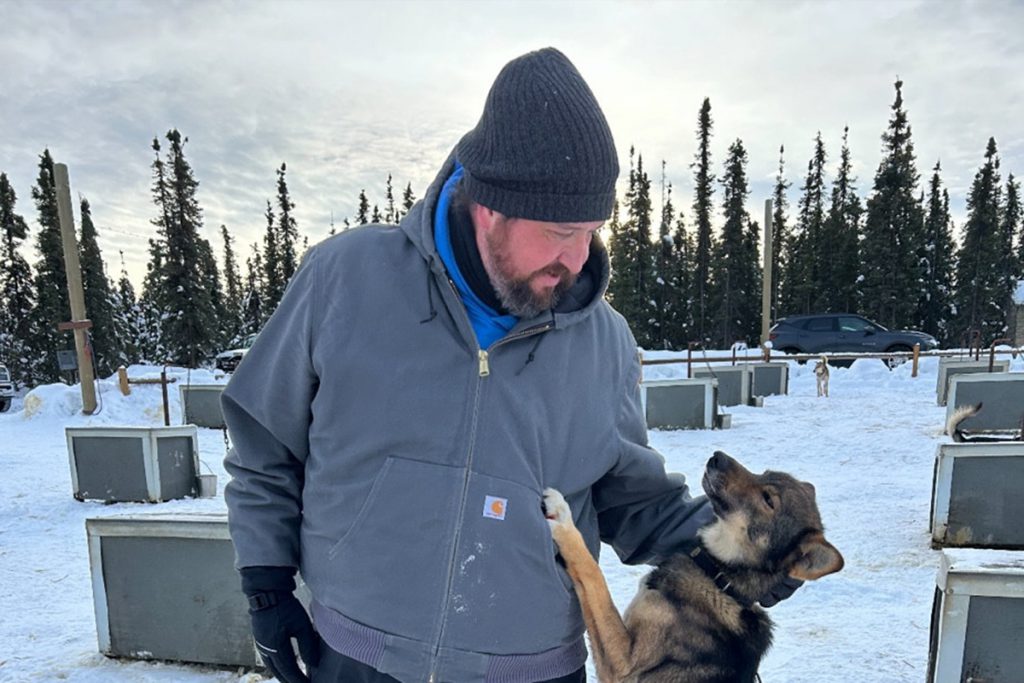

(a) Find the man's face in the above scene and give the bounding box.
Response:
[474,206,603,318]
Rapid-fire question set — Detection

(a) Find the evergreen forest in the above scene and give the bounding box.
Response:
[1,81,1022,389]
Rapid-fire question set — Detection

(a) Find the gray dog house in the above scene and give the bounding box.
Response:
[87,513,260,667]
[179,383,227,429]
[747,362,789,398]
[931,442,1024,549]
[946,373,1024,434]
[936,359,1009,406]
[67,426,201,503]
[692,366,754,407]
[641,377,727,430]
[927,549,1024,683]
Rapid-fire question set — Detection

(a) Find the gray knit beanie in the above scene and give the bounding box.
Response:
[456,47,619,223]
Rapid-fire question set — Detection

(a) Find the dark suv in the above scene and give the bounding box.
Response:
[769,314,938,356]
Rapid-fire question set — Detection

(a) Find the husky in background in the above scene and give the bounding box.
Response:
[814,356,830,397]
[544,451,843,683]
[947,402,1024,443]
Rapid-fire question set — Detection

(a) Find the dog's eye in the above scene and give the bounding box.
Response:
[762,490,775,509]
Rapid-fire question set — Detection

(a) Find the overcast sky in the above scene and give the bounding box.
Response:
[2,0,1022,288]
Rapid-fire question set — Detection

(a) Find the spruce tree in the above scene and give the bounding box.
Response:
[920,162,957,344]
[605,199,627,309]
[667,210,695,348]
[77,197,123,375]
[240,244,264,335]
[114,252,143,364]
[860,79,926,330]
[953,138,1006,342]
[357,190,370,225]
[691,98,716,342]
[139,236,168,362]
[631,154,655,347]
[608,150,656,347]
[275,163,299,287]
[995,173,1021,334]
[781,134,828,316]
[821,127,862,313]
[1002,174,1021,282]
[0,172,37,388]
[29,149,69,383]
[712,139,761,347]
[371,204,382,224]
[220,224,243,342]
[385,174,396,223]
[770,146,791,322]
[262,200,282,312]
[149,130,221,367]
[651,164,677,349]
[1017,177,1024,275]
[401,182,416,219]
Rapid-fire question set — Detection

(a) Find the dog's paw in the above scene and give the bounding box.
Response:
[542,488,572,532]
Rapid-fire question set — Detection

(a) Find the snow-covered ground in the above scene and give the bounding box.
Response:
[2,355,1019,682]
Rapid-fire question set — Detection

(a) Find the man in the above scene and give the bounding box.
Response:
[224,47,796,683]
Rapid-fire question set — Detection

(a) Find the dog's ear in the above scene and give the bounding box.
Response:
[787,534,844,581]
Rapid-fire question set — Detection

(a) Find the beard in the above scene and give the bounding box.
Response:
[484,224,577,318]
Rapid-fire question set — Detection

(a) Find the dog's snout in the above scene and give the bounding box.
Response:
[708,451,734,472]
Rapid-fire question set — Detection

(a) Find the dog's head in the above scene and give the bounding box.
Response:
[814,357,828,375]
[699,451,843,582]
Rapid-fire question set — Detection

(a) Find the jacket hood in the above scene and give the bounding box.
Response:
[399,150,612,332]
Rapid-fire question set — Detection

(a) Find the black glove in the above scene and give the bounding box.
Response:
[241,566,320,683]
[758,575,804,607]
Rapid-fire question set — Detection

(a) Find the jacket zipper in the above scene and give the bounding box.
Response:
[427,271,553,681]
[428,350,485,683]
[477,322,553,377]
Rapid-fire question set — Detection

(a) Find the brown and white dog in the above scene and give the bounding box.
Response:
[814,356,830,397]
[544,451,843,683]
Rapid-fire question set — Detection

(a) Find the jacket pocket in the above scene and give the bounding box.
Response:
[320,456,463,642]
[443,472,581,655]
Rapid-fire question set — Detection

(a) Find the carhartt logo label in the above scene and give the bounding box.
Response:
[483,496,507,520]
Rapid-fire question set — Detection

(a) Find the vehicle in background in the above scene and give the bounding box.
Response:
[0,365,14,412]
[215,333,258,373]
[769,313,938,367]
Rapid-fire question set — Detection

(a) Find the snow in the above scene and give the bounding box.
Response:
[3,356,1023,682]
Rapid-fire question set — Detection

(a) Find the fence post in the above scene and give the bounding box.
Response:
[117,366,130,396]
[912,343,920,377]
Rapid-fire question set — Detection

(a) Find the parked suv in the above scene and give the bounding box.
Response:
[769,314,938,357]
[0,365,14,412]
[215,333,258,373]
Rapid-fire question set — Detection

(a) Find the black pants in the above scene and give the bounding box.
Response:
[312,639,587,683]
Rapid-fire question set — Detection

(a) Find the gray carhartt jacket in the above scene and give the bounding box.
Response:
[223,155,711,683]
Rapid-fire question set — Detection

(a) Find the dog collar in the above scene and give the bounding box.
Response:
[684,543,756,609]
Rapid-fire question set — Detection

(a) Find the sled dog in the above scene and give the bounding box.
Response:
[814,356,830,397]
[947,402,1024,443]
[544,451,843,683]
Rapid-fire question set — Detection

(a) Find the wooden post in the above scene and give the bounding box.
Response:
[912,343,920,378]
[117,366,130,396]
[760,198,773,346]
[160,369,170,426]
[54,163,97,414]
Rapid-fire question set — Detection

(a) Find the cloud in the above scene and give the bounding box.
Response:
[1,0,1022,286]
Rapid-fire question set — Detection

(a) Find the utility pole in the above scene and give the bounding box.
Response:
[760,198,774,346]
[53,163,97,414]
